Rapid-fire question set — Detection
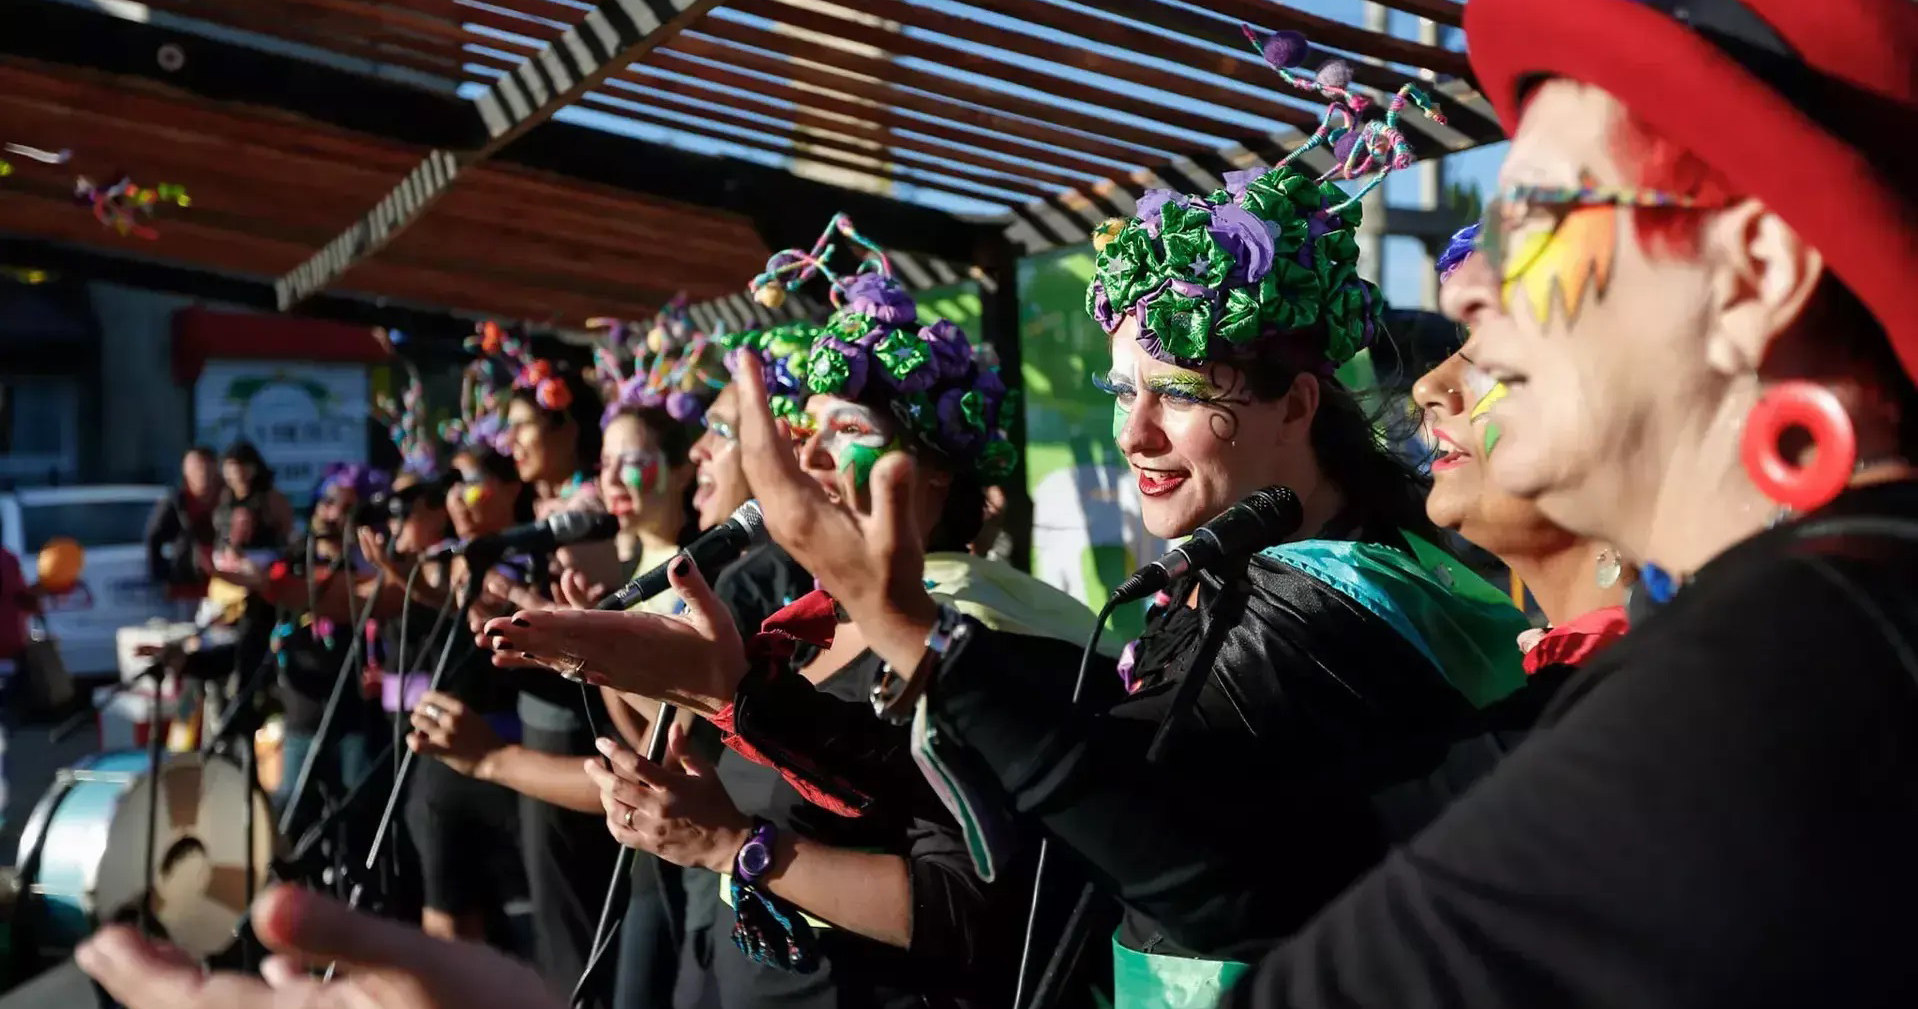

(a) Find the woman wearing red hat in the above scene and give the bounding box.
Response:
[1215,1,1918,1005]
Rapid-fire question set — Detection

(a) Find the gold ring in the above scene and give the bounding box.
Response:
[622,808,635,829]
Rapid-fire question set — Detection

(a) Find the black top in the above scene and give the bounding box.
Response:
[713,542,813,635]
[730,547,1495,961]
[705,651,1020,1009]
[144,488,216,586]
[1225,481,1918,1009]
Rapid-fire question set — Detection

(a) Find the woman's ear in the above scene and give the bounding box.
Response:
[1702,199,1825,377]
[1280,372,1322,442]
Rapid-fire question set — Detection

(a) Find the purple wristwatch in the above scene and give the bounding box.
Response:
[735,819,779,884]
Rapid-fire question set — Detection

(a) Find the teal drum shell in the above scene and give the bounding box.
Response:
[17,750,154,953]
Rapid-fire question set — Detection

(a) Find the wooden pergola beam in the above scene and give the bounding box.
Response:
[275,0,729,309]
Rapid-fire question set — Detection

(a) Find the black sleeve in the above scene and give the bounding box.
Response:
[903,813,1029,976]
[145,496,179,583]
[1224,552,1918,1009]
[929,566,1460,956]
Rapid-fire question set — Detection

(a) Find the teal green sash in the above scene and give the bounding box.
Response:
[1111,933,1249,1009]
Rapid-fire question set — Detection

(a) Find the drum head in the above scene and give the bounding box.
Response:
[93,755,276,957]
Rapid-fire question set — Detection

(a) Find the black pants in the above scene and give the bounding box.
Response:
[519,723,620,1008]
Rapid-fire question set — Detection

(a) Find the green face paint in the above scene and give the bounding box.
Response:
[1483,421,1503,455]
[837,438,897,489]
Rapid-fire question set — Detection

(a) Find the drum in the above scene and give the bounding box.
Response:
[14,750,275,960]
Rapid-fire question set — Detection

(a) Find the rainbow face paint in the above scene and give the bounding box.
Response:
[816,403,896,489]
[1499,204,1617,330]
[1469,381,1509,455]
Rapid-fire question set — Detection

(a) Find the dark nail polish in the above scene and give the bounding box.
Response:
[672,556,692,578]
[510,617,530,628]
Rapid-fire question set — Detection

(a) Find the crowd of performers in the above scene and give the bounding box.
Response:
[77,0,1918,1006]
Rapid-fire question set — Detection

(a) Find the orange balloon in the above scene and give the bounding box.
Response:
[37,537,85,594]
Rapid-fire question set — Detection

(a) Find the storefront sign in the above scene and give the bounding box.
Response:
[193,360,368,505]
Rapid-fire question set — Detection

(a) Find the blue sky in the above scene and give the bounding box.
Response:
[458,0,1507,308]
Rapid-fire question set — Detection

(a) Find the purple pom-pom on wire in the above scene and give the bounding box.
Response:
[1244,25,1310,70]
[1331,131,1361,163]
[665,391,703,422]
[1316,59,1353,89]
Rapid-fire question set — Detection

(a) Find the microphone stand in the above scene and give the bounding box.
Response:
[277,568,387,839]
[569,707,672,1009]
[360,563,484,880]
[1018,564,1250,1009]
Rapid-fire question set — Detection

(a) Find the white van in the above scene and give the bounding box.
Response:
[0,485,182,678]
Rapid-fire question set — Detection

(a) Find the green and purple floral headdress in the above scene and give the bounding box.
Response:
[588,294,727,428]
[1086,29,1446,371]
[744,215,1018,482]
[714,320,823,428]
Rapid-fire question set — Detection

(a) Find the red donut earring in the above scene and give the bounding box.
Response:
[1739,381,1857,513]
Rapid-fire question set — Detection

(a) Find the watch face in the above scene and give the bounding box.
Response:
[740,840,773,878]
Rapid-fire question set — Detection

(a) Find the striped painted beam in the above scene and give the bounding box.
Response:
[275,0,725,310]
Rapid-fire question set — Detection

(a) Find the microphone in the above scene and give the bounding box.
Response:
[428,509,618,561]
[595,501,767,611]
[1109,486,1302,605]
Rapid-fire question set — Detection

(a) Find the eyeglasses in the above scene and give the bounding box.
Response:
[1475,180,1727,282]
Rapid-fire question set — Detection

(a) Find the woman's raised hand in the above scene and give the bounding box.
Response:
[478,558,748,715]
[728,351,942,670]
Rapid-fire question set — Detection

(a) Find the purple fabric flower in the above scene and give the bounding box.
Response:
[841,273,918,328]
[816,336,870,399]
[1223,169,1265,201]
[935,387,982,454]
[1090,283,1122,333]
[1207,202,1275,284]
[922,320,973,380]
[1133,189,1177,236]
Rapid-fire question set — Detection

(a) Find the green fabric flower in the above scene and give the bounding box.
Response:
[805,346,852,394]
[1094,225,1155,309]
[977,439,1018,480]
[959,390,989,434]
[1270,217,1311,260]
[1321,180,1361,226]
[766,326,817,361]
[1311,231,1361,289]
[1144,290,1215,361]
[1320,281,1378,366]
[1263,259,1324,332]
[828,311,875,342]
[874,329,930,382]
[770,395,807,426]
[1216,286,1265,345]
[1241,168,1324,222]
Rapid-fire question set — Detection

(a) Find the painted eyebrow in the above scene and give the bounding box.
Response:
[821,406,880,427]
[1143,373,1221,398]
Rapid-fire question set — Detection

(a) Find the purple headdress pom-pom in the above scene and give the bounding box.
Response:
[1316,59,1353,90]
[1243,25,1309,69]
[1331,131,1362,163]
[665,391,703,422]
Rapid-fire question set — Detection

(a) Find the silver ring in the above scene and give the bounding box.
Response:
[420,702,444,721]
[560,655,588,681]
[622,808,635,829]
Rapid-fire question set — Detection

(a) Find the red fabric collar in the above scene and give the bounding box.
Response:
[710,589,866,818]
[1522,605,1629,676]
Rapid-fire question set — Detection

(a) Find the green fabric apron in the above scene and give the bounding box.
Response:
[1111,933,1249,1009]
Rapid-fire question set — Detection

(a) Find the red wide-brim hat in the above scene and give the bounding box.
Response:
[1466,0,1918,380]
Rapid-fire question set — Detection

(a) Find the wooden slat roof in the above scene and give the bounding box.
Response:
[0,0,1500,327]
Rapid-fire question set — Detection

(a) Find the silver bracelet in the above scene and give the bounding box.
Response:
[870,603,967,723]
